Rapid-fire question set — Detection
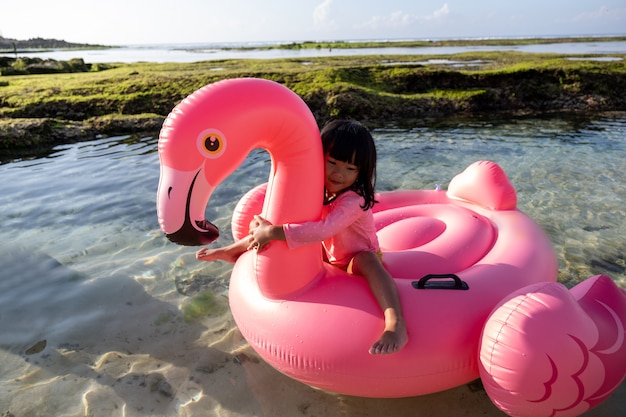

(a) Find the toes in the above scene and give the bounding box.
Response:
[369,343,382,355]
[370,340,404,355]
[369,342,398,355]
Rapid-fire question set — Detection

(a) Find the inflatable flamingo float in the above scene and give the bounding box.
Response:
[156,78,625,407]
[480,274,626,417]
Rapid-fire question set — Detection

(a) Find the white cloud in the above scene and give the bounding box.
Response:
[313,0,334,27]
[359,3,451,30]
[570,5,624,22]
[432,3,450,20]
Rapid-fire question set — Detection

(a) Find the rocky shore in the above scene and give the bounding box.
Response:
[0,116,164,156]
[1,53,625,159]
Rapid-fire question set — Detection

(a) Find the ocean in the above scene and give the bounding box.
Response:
[2,39,626,63]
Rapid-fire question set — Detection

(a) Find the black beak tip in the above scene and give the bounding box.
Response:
[165,220,220,246]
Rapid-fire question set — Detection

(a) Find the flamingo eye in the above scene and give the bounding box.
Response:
[204,135,222,153]
[197,129,226,158]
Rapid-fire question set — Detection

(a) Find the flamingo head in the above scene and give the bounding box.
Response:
[156,80,265,246]
[156,78,322,247]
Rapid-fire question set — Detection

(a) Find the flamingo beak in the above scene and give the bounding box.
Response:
[157,166,219,246]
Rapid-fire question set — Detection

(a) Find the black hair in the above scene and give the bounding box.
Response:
[320,119,377,210]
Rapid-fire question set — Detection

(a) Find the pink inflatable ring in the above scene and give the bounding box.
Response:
[157,78,559,398]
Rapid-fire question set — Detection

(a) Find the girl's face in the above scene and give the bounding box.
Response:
[324,155,359,196]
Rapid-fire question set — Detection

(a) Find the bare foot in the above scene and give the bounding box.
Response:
[196,243,246,263]
[369,317,408,355]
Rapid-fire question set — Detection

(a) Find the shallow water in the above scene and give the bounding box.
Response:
[0,116,624,416]
[3,40,626,63]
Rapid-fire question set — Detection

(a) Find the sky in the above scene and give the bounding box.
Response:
[1,0,625,46]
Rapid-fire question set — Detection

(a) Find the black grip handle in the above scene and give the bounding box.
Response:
[412,274,469,290]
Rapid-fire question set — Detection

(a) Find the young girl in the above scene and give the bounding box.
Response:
[197,120,408,355]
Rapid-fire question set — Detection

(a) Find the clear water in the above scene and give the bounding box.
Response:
[0,116,624,416]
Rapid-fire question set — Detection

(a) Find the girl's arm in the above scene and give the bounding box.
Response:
[248,191,365,251]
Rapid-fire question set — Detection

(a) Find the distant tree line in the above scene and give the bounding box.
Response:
[0,36,108,51]
[0,36,112,75]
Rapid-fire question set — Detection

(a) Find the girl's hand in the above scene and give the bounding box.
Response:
[248,215,273,251]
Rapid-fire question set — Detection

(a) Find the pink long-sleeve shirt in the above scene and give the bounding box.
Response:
[283,190,380,268]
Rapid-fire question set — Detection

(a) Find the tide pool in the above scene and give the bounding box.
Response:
[0,115,624,416]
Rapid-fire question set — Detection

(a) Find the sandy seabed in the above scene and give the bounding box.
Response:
[1,258,624,417]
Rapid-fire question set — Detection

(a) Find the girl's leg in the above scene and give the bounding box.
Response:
[196,238,249,263]
[350,251,408,355]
